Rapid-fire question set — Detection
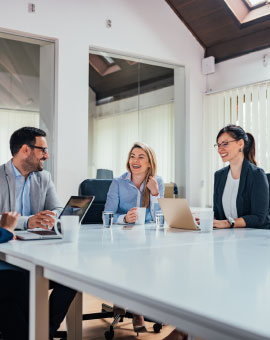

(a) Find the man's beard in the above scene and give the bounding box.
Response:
[22,154,45,173]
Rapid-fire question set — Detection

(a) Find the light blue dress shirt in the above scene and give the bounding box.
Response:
[12,162,33,229]
[104,172,164,223]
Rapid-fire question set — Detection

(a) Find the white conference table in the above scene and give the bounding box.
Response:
[1,224,270,340]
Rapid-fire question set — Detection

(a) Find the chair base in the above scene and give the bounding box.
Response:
[53,303,163,339]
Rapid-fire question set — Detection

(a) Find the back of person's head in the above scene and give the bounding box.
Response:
[10,127,46,156]
[216,124,256,165]
[126,142,157,208]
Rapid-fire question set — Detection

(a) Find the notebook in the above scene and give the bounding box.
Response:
[15,195,95,240]
[158,198,199,230]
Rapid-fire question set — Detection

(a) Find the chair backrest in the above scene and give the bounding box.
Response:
[266,173,270,208]
[78,179,112,224]
[96,169,113,179]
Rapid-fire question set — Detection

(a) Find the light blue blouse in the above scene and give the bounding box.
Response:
[104,172,164,223]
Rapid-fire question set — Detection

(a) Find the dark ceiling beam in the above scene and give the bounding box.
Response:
[96,73,174,101]
[96,77,174,104]
[164,0,206,49]
[206,28,270,62]
[165,0,270,63]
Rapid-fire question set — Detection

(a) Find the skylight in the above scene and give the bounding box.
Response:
[224,0,270,25]
[103,56,114,65]
[245,0,267,7]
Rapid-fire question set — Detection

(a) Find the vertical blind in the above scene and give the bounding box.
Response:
[0,109,39,165]
[92,103,175,183]
[203,82,270,207]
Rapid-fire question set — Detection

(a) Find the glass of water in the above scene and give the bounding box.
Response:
[102,211,114,228]
[155,212,165,228]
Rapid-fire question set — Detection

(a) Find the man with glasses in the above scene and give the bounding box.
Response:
[0,126,76,339]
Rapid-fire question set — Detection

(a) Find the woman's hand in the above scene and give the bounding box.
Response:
[1,212,20,236]
[125,207,138,223]
[213,219,230,229]
[146,176,159,196]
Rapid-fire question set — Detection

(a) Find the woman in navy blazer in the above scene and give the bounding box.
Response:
[163,125,270,340]
[0,212,18,242]
[0,212,29,340]
[213,124,270,229]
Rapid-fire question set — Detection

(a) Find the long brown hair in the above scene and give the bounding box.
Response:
[216,124,257,165]
[126,142,157,208]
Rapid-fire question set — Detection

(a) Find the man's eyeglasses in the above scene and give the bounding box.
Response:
[28,144,49,154]
[214,140,239,149]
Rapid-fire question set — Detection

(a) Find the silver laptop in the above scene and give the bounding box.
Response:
[158,198,199,230]
[16,195,95,240]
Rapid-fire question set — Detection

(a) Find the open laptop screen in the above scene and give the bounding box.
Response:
[59,195,95,223]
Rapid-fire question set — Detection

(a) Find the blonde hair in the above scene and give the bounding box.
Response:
[126,142,157,208]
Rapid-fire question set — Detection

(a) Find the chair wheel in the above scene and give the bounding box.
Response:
[153,323,162,333]
[104,330,114,340]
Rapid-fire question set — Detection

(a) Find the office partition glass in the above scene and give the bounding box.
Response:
[88,50,182,185]
[0,34,55,177]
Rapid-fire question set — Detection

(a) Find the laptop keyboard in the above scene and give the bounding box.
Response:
[29,230,57,236]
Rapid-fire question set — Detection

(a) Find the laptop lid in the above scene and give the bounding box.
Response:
[59,195,95,223]
[158,198,199,230]
[16,195,95,240]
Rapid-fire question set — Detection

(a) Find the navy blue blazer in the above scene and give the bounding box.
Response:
[213,158,270,229]
[0,228,16,270]
[0,228,13,243]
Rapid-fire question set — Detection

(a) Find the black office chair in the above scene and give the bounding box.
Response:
[55,179,162,340]
[266,173,270,207]
[79,179,112,224]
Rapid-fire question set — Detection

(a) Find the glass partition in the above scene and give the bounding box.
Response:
[88,51,181,185]
[0,35,55,176]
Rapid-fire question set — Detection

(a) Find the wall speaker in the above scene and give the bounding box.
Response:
[202,56,215,75]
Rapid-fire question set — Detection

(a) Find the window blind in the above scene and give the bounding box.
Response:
[92,103,175,183]
[202,82,270,207]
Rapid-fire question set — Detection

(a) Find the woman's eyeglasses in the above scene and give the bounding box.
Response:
[214,140,238,149]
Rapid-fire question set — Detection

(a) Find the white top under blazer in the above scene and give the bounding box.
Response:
[222,170,239,220]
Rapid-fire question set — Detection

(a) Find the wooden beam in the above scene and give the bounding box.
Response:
[206,28,270,62]
[165,0,206,49]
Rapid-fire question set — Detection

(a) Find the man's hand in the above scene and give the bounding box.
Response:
[125,207,137,223]
[1,212,20,235]
[27,210,56,230]
[146,176,159,196]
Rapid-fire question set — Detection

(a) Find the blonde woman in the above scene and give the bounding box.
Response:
[105,142,164,333]
[105,142,164,224]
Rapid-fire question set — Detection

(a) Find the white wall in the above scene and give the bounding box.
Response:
[0,0,204,205]
[206,48,270,93]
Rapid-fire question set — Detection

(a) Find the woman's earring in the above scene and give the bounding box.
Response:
[239,148,242,152]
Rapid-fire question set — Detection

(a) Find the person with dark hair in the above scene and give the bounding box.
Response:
[213,124,270,229]
[0,212,29,340]
[1,126,60,230]
[0,126,77,339]
[9,126,46,157]
[162,124,270,340]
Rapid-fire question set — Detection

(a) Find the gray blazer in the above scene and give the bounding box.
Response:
[0,160,62,230]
